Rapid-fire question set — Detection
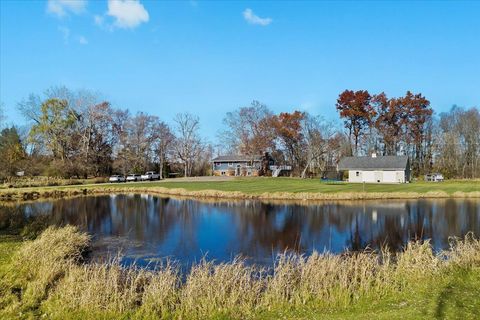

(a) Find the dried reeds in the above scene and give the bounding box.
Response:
[2,227,479,319]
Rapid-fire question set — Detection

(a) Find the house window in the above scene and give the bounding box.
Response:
[356,171,360,177]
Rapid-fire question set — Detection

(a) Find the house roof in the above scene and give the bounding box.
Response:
[338,155,409,170]
[211,155,262,162]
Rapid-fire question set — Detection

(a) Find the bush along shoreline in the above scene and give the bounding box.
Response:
[1,226,479,319]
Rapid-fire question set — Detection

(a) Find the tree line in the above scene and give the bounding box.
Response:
[0,86,478,180]
[335,90,479,178]
[0,87,210,180]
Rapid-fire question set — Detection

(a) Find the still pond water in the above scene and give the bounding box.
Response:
[1,195,479,268]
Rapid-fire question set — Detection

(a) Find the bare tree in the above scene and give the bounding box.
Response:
[115,112,158,174]
[78,102,122,177]
[152,120,174,179]
[111,109,131,175]
[435,106,480,178]
[300,114,337,178]
[173,113,204,177]
[221,100,275,155]
[195,143,215,176]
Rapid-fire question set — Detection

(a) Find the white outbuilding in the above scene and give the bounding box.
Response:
[337,154,410,183]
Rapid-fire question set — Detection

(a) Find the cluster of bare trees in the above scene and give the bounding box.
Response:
[435,106,480,178]
[1,86,478,180]
[220,101,348,177]
[0,87,211,179]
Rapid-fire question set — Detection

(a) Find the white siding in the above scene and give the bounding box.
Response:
[363,171,377,182]
[383,171,396,183]
[348,170,405,183]
[348,170,363,183]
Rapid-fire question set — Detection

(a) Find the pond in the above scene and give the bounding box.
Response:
[1,194,479,268]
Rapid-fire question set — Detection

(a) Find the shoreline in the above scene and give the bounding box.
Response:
[1,185,480,203]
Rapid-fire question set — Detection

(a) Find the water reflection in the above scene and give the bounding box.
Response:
[1,195,479,267]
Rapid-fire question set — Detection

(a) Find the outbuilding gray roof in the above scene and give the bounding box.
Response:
[338,155,409,170]
[211,155,262,162]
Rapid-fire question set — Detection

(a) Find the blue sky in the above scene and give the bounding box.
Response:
[1,0,479,140]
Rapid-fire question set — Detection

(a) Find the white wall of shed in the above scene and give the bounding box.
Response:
[347,170,405,183]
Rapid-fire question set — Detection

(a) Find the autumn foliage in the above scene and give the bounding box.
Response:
[336,89,434,175]
[336,90,376,155]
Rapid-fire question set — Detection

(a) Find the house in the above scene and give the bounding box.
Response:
[337,154,410,183]
[211,154,275,176]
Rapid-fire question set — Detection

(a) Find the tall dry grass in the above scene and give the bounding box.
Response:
[2,227,479,319]
[2,226,89,313]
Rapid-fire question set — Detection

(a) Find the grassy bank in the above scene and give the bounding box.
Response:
[0,176,108,189]
[0,226,479,319]
[1,178,479,201]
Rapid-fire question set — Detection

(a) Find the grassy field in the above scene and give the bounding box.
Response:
[112,177,480,194]
[1,177,479,201]
[0,226,479,319]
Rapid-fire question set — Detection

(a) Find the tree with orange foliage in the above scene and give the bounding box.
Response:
[270,111,305,173]
[336,90,376,156]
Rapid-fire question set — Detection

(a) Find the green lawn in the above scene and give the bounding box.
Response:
[1,177,478,201]
[71,177,480,195]
[0,235,21,270]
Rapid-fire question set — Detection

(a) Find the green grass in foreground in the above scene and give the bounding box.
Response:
[0,235,22,276]
[59,177,480,195]
[0,227,479,319]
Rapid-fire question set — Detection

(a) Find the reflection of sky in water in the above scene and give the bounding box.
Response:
[1,196,479,269]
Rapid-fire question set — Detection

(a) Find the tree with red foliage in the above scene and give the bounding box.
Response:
[399,91,433,174]
[336,90,376,156]
[372,93,404,155]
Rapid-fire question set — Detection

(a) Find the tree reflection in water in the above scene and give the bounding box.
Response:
[1,196,479,268]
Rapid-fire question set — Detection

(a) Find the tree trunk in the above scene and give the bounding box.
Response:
[159,154,164,180]
[301,158,313,179]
